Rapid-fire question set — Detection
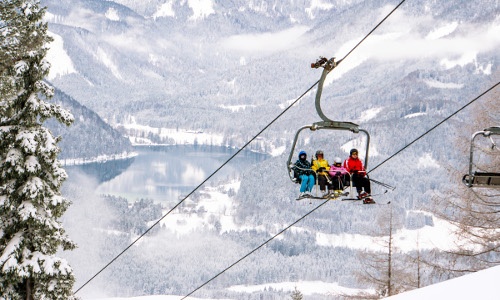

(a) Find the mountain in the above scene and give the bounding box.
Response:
[41,0,499,299]
[40,0,497,147]
[44,88,133,161]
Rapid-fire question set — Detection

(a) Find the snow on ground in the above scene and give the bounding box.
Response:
[386,265,500,300]
[270,145,286,156]
[158,179,268,236]
[187,0,215,20]
[228,280,370,297]
[423,78,464,89]
[358,107,383,123]
[314,211,460,252]
[46,32,77,80]
[153,1,175,19]
[218,104,256,112]
[416,153,439,169]
[93,296,231,300]
[116,118,284,156]
[96,47,123,80]
[425,22,458,40]
[305,0,334,19]
[60,151,138,166]
[86,266,500,300]
[340,138,379,158]
[403,112,427,119]
[120,122,225,147]
[105,8,120,21]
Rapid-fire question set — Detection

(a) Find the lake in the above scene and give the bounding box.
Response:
[64,145,269,203]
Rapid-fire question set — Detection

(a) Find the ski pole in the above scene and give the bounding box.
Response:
[369,178,396,190]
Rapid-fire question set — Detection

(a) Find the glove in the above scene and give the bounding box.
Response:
[358,170,366,177]
[318,167,325,172]
[335,171,341,176]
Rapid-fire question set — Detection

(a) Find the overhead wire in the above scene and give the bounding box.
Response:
[74,64,319,295]
[369,81,500,174]
[74,0,408,294]
[180,81,499,300]
[180,200,330,300]
[180,1,416,298]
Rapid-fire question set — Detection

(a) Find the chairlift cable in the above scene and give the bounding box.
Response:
[74,76,319,295]
[72,0,413,294]
[180,200,330,300]
[181,81,499,300]
[368,81,500,174]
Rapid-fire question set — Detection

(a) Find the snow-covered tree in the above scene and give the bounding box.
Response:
[290,286,303,300]
[0,1,77,299]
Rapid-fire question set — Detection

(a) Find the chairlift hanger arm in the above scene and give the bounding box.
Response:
[310,56,371,168]
[464,126,500,188]
[468,127,500,177]
[286,56,371,183]
[311,57,342,123]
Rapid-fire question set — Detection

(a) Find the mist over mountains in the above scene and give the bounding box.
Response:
[41,0,499,299]
[43,0,497,156]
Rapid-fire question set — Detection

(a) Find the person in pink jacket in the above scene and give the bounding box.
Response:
[328,157,349,191]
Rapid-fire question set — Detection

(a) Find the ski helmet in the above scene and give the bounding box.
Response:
[298,150,307,158]
[350,148,358,156]
[334,157,342,164]
[315,150,324,157]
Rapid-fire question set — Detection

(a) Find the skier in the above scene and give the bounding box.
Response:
[343,149,374,204]
[292,150,315,198]
[328,157,350,193]
[311,150,332,197]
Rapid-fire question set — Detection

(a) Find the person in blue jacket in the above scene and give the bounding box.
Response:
[292,150,315,197]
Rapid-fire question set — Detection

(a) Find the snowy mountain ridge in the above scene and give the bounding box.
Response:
[39,0,499,299]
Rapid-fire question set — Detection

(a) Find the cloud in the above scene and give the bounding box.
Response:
[221,26,311,55]
[326,11,500,82]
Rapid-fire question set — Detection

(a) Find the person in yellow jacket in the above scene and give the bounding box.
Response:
[311,150,332,196]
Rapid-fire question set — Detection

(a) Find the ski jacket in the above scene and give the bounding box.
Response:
[311,158,330,175]
[343,157,365,174]
[328,165,349,177]
[293,159,314,176]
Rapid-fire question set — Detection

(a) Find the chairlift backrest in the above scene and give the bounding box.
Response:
[463,126,500,188]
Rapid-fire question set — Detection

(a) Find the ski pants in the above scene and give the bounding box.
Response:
[352,173,371,194]
[332,173,349,190]
[299,174,315,193]
[317,173,332,191]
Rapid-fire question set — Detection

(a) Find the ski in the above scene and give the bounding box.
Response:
[342,197,391,205]
[342,194,376,204]
[296,191,349,201]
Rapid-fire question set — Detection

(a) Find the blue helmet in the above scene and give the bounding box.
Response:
[298,150,307,158]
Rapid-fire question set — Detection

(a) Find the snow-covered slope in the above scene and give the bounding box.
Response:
[386,265,500,300]
[87,265,500,299]
[41,0,500,299]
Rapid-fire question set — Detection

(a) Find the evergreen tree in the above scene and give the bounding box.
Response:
[0,1,77,299]
[290,286,303,300]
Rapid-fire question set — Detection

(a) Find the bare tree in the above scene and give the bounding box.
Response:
[352,205,417,299]
[429,76,500,278]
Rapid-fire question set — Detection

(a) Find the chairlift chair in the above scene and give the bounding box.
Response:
[462,126,500,188]
[286,57,371,198]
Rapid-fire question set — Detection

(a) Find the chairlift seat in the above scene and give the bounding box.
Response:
[463,172,500,187]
